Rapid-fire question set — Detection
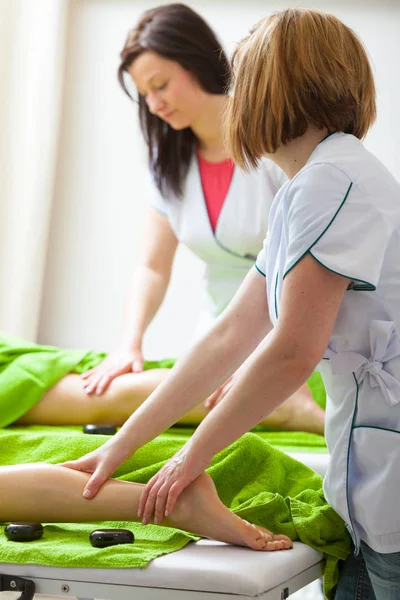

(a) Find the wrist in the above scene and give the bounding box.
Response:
[108,431,138,460]
[186,436,214,471]
[119,332,143,352]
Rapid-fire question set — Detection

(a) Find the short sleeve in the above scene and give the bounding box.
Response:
[255,236,268,277]
[284,163,391,290]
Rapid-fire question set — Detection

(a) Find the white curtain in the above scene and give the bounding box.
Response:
[0,0,69,340]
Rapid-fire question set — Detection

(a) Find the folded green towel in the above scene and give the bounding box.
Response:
[0,333,327,453]
[0,427,349,599]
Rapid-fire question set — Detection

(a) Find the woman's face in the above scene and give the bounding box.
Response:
[129,51,209,130]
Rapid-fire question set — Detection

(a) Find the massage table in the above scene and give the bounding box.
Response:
[0,451,330,600]
[1,540,324,600]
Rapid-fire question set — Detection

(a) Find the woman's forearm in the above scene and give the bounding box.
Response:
[188,330,317,463]
[121,265,171,347]
[113,325,252,452]
[112,314,270,456]
[105,269,272,458]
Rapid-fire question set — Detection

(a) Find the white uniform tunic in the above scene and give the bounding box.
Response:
[256,132,400,554]
[152,156,285,320]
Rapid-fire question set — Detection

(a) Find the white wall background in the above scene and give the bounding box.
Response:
[37,0,400,359]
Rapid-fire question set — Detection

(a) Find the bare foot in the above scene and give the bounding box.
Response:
[167,472,293,551]
[262,384,325,435]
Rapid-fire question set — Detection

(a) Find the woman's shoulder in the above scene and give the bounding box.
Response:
[286,161,353,210]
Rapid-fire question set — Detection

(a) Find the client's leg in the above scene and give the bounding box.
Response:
[16,372,324,434]
[16,371,172,426]
[259,383,325,435]
[0,464,292,551]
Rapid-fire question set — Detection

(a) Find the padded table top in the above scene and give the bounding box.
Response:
[1,452,328,597]
[286,452,329,477]
[1,540,323,596]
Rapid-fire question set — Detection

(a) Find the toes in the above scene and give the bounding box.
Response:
[254,537,268,550]
[264,540,278,551]
[273,534,293,549]
[262,535,293,551]
[264,540,285,551]
[257,525,274,537]
[244,524,272,550]
[242,521,293,552]
[254,530,274,550]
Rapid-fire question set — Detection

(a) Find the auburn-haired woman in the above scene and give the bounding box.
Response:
[65,8,400,597]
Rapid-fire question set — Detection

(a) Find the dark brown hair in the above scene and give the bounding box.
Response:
[118,3,231,197]
[226,8,376,169]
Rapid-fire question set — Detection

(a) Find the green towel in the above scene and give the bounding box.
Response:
[169,425,328,454]
[0,333,327,452]
[0,332,175,428]
[0,427,349,599]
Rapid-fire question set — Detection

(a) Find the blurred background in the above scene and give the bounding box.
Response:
[0,0,399,359]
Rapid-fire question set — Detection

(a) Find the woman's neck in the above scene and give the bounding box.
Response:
[268,127,330,179]
[191,95,228,163]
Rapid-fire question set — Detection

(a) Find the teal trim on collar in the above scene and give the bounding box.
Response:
[255,264,266,277]
[320,131,337,144]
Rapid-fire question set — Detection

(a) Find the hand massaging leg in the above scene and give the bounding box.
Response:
[0,463,292,551]
[16,371,325,434]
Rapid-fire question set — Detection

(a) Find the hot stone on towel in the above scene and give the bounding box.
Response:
[83,425,117,435]
[90,529,134,548]
[4,522,44,542]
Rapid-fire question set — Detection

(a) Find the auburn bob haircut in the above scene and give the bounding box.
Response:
[226,8,376,169]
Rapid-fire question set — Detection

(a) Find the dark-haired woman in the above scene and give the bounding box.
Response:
[1,4,324,433]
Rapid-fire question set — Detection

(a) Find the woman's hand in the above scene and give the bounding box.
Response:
[204,375,235,411]
[81,344,144,395]
[60,442,132,499]
[138,444,211,525]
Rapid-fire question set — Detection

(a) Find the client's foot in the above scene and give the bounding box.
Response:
[168,472,293,551]
[263,384,325,435]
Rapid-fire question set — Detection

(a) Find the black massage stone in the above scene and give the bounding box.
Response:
[90,528,134,548]
[83,424,117,435]
[5,522,44,542]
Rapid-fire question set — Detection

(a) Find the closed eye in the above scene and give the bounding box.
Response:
[141,83,167,99]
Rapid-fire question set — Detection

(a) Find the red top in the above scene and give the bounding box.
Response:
[197,151,235,232]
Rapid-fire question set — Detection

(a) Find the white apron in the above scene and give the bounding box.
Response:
[152,157,285,323]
